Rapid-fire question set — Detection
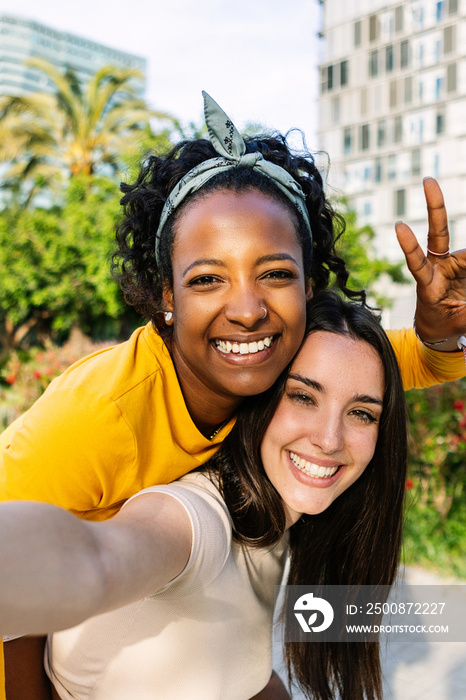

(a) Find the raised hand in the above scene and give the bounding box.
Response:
[395,177,466,351]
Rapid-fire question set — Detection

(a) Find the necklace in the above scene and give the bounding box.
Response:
[208,420,228,440]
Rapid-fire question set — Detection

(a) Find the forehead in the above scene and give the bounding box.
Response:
[173,188,301,243]
[290,331,385,395]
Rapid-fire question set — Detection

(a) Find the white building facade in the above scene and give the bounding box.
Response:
[0,14,146,98]
[317,0,465,326]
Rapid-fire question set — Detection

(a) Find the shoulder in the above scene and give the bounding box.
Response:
[127,473,232,592]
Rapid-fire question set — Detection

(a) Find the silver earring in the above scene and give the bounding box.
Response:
[260,306,267,320]
[164,311,173,323]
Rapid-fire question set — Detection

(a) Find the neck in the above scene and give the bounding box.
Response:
[169,346,242,436]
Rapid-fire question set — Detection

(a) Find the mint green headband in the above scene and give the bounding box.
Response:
[155,91,313,264]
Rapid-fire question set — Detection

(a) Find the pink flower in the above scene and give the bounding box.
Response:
[453,400,464,411]
[33,370,42,379]
[5,374,17,385]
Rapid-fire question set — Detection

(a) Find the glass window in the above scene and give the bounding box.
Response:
[374,157,383,183]
[411,148,421,177]
[377,119,386,147]
[354,20,362,47]
[388,154,397,181]
[395,189,406,217]
[343,127,352,155]
[360,124,370,150]
[340,60,349,87]
[395,6,404,32]
[320,67,327,94]
[332,97,341,124]
[389,80,398,108]
[327,64,334,90]
[369,50,379,77]
[386,45,394,72]
[400,40,409,68]
[436,1,445,21]
[393,115,403,143]
[444,26,455,54]
[447,62,457,91]
[436,112,445,134]
[448,0,458,14]
[369,15,379,42]
[434,153,440,177]
[404,76,412,103]
[435,76,443,101]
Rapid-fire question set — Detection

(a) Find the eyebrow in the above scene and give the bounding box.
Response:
[182,253,300,278]
[288,373,384,407]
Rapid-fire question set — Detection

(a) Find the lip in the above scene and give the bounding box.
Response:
[211,334,279,365]
[286,450,345,489]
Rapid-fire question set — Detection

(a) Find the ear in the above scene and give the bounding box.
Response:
[162,283,174,326]
[305,279,313,301]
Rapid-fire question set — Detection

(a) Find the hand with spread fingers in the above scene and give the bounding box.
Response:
[396,177,466,352]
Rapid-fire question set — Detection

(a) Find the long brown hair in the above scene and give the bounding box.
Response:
[212,291,408,699]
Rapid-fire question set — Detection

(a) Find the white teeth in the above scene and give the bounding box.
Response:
[215,336,274,355]
[289,452,339,479]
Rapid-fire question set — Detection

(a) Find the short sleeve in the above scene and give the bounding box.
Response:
[124,473,232,596]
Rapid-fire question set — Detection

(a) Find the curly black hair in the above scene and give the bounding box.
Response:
[112,133,363,331]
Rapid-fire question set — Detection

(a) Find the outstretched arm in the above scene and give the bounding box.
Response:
[0,493,191,636]
[396,177,466,352]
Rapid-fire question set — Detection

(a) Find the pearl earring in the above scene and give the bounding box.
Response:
[164,311,173,323]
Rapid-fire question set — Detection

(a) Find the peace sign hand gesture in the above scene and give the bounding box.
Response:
[395,178,466,352]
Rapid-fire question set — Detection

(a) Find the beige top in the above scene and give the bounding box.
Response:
[45,472,289,700]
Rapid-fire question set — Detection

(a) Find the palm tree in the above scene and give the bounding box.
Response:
[0,57,172,201]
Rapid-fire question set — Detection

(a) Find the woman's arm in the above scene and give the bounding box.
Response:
[0,493,192,636]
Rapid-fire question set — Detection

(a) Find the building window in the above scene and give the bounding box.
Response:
[448,0,458,14]
[327,64,334,90]
[404,76,412,103]
[374,157,382,183]
[386,45,394,72]
[332,96,341,124]
[395,5,404,32]
[320,67,327,94]
[435,76,443,101]
[436,1,445,21]
[363,200,372,216]
[419,44,424,67]
[436,111,445,134]
[393,115,403,143]
[413,6,424,30]
[444,26,455,54]
[434,40,441,63]
[354,20,362,47]
[360,124,370,150]
[434,153,440,177]
[360,87,368,115]
[411,148,421,177]
[395,189,406,217]
[388,154,397,181]
[343,127,352,155]
[369,15,379,42]
[369,50,379,77]
[340,60,349,87]
[419,80,424,102]
[400,40,409,68]
[377,119,386,147]
[389,80,398,108]
[447,63,457,92]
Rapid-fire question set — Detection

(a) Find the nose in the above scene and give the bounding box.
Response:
[224,283,266,328]
[310,410,345,455]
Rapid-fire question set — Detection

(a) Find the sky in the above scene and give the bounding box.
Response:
[0,0,322,145]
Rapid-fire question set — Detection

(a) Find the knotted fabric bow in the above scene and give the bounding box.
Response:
[154,91,312,264]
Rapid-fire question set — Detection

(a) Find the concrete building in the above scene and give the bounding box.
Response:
[317,0,465,326]
[0,13,146,98]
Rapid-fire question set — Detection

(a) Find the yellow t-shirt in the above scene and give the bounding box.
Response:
[0,324,234,521]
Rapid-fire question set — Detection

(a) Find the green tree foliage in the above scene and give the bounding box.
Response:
[333,201,408,306]
[0,58,174,204]
[0,175,135,356]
